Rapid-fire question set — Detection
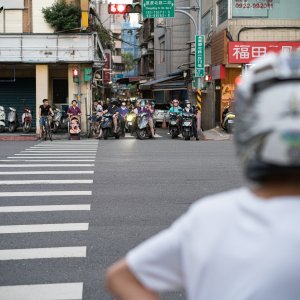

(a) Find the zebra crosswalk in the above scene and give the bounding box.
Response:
[0,139,98,300]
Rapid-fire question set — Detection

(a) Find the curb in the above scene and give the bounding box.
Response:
[0,135,38,141]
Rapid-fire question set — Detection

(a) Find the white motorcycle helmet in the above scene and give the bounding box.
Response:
[234,52,300,182]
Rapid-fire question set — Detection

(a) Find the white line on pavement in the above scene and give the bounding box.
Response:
[0,204,91,212]
[22,151,97,153]
[0,164,95,167]
[0,191,92,197]
[0,223,89,234]
[9,157,96,159]
[0,246,86,260]
[1,160,95,162]
[0,282,83,300]
[0,171,94,175]
[0,180,93,185]
[14,154,96,156]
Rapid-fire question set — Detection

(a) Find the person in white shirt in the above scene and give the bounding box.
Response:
[106,52,300,300]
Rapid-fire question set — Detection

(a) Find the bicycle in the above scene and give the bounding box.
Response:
[41,116,53,141]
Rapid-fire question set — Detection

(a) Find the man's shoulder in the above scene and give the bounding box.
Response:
[188,188,248,219]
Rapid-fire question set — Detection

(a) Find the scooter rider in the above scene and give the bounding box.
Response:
[168,99,183,115]
[145,101,155,138]
[38,99,54,139]
[184,100,199,140]
[102,99,119,133]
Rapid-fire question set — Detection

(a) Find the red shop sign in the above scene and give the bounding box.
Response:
[228,41,300,64]
[102,50,111,84]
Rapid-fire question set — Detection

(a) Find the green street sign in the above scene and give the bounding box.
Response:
[84,68,92,81]
[142,0,175,18]
[195,35,205,78]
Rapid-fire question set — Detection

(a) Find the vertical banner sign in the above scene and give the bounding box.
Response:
[195,35,205,78]
[102,50,111,85]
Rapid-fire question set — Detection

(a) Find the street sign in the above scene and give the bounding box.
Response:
[84,68,92,81]
[195,35,205,78]
[142,0,174,18]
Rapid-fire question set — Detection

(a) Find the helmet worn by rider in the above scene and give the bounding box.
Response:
[234,52,300,182]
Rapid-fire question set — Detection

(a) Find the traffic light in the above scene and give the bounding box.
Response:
[108,3,141,14]
[73,68,79,83]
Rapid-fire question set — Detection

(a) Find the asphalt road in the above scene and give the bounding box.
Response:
[0,132,244,300]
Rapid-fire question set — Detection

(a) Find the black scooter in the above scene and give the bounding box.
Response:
[181,112,194,141]
[101,113,121,140]
[169,112,181,139]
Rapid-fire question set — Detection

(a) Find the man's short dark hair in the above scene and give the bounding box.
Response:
[43,99,48,103]
[72,100,77,104]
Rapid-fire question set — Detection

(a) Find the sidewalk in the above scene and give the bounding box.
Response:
[203,127,233,141]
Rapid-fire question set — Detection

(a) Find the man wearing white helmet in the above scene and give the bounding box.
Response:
[106,52,300,300]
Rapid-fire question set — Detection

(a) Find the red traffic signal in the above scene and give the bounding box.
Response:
[73,69,79,83]
[108,3,141,14]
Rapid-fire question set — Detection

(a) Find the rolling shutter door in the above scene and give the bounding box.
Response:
[0,78,36,128]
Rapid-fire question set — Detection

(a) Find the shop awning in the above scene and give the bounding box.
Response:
[116,77,140,84]
[139,73,187,91]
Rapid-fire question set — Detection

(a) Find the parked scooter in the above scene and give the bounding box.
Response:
[136,112,153,140]
[7,107,19,133]
[52,107,68,133]
[22,107,32,133]
[100,113,121,140]
[169,112,181,139]
[181,112,194,141]
[222,104,235,133]
[125,110,136,135]
[0,106,6,132]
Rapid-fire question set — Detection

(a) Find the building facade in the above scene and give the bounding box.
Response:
[0,0,105,132]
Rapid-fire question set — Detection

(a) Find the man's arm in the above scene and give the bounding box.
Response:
[106,259,159,300]
[38,107,41,118]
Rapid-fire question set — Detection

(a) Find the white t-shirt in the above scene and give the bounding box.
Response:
[126,188,300,300]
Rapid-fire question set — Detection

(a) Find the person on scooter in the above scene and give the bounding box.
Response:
[145,101,155,138]
[38,99,54,139]
[168,99,183,115]
[183,100,199,140]
[102,99,120,133]
[118,101,129,135]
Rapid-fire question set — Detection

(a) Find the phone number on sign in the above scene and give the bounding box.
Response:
[235,3,273,8]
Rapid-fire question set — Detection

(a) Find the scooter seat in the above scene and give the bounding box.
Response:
[9,107,16,112]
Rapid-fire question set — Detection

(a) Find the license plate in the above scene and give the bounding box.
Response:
[183,122,192,126]
[128,122,132,125]
[228,120,234,124]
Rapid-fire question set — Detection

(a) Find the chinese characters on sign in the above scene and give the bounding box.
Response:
[102,50,111,84]
[142,0,174,18]
[195,35,205,78]
[228,42,300,64]
[234,0,274,9]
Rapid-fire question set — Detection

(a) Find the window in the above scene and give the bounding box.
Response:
[217,0,228,25]
[159,40,165,63]
[202,10,212,35]
[53,79,68,104]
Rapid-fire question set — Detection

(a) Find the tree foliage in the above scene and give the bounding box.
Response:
[42,0,81,32]
[91,24,114,50]
[122,52,136,72]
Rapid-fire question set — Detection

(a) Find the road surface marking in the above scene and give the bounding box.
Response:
[22,150,97,153]
[0,164,95,167]
[1,160,95,162]
[0,246,86,260]
[14,153,96,156]
[9,156,96,159]
[0,204,91,212]
[0,180,93,185]
[0,171,94,175]
[0,282,83,300]
[0,191,92,197]
[0,223,89,234]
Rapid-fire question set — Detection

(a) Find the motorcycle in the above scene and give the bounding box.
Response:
[0,106,6,132]
[21,107,32,133]
[87,113,101,138]
[7,107,19,133]
[222,104,235,134]
[100,113,121,140]
[136,112,153,140]
[125,111,136,135]
[52,107,68,133]
[169,112,181,139]
[181,112,194,141]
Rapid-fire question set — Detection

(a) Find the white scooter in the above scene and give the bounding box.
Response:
[7,107,19,133]
[0,106,6,132]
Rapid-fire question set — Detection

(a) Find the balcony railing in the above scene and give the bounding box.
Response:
[0,32,106,64]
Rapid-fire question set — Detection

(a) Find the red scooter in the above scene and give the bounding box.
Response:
[22,107,32,133]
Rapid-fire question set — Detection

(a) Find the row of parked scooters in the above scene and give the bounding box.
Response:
[0,106,32,133]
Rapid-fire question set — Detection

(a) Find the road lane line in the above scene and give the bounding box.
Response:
[14,153,96,156]
[0,171,94,175]
[0,246,86,260]
[1,160,95,162]
[0,223,89,234]
[22,151,97,153]
[0,282,83,300]
[0,204,91,212]
[9,157,96,159]
[0,180,93,185]
[0,191,92,197]
[0,164,95,167]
